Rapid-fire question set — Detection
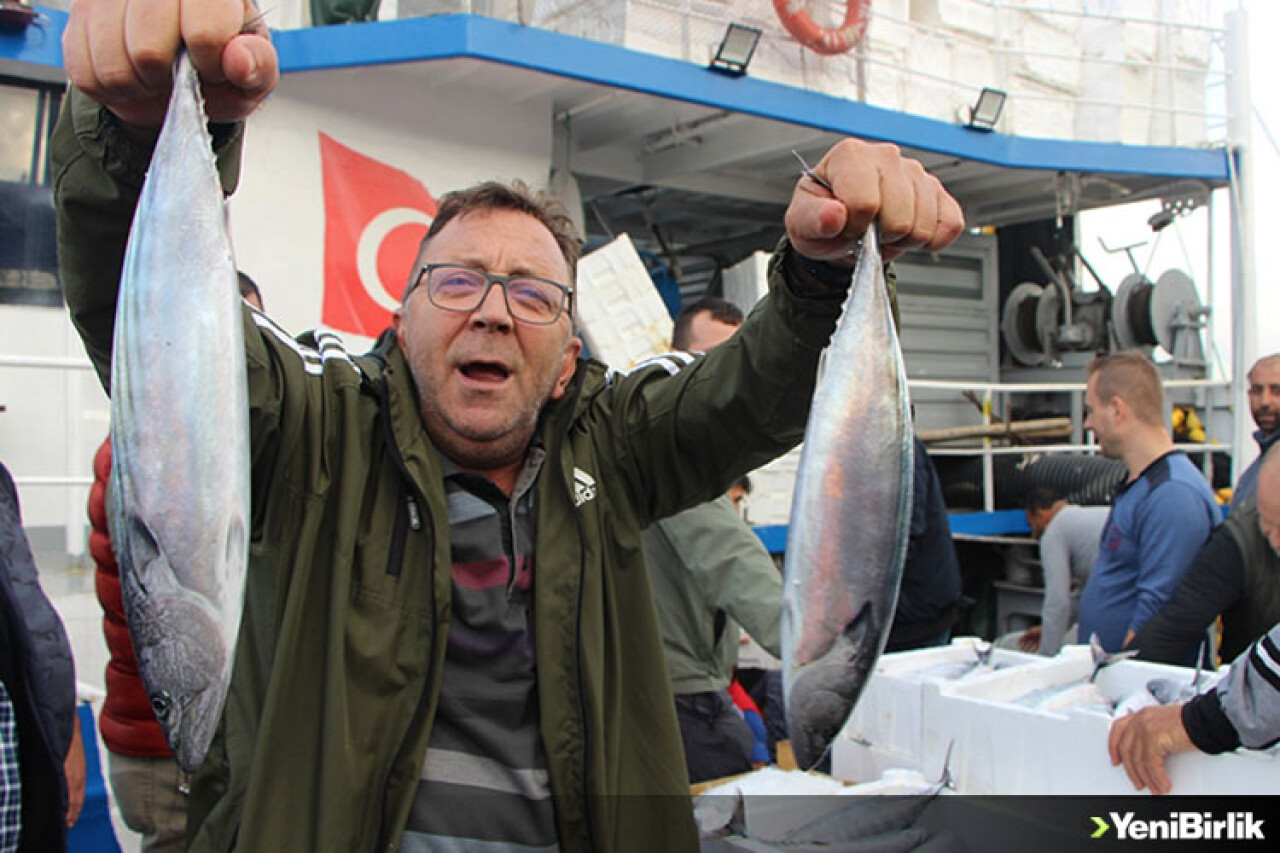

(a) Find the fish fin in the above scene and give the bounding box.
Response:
[119,513,167,598]
[224,512,247,574]
[935,739,956,791]
[787,603,880,769]
[973,641,993,666]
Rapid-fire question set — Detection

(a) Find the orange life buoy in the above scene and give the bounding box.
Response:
[772,0,870,55]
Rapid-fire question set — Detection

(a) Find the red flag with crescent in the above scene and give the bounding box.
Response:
[320,133,437,337]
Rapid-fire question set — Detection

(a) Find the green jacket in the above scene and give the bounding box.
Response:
[642,496,782,695]
[52,89,842,852]
[1222,498,1280,660]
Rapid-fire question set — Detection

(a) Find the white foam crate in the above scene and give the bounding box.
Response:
[910,0,997,42]
[920,650,1280,795]
[831,637,1047,782]
[722,251,769,315]
[575,233,672,371]
[744,445,800,527]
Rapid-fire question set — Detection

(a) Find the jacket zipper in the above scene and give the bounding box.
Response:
[556,379,597,853]
[385,487,421,577]
[374,383,438,852]
[570,500,596,853]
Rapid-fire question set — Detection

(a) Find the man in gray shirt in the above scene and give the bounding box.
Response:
[1018,489,1109,655]
[642,298,783,783]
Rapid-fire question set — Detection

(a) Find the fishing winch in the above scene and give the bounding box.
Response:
[1002,266,1208,369]
[1112,268,1210,370]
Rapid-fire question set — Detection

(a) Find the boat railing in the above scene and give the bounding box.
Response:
[910,375,1234,513]
[512,0,1233,149]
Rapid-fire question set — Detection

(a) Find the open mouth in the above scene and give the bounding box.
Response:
[459,361,511,383]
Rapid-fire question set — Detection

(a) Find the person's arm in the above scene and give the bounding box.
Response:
[651,497,783,656]
[607,141,962,525]
[64,720,86,827]
[1036,523,1073,655]
[1183,621,1280,754]
[1132,523,1244,663]
[53,0,275,390]
[1110,620,1280,795]
[1127,484,1217,637]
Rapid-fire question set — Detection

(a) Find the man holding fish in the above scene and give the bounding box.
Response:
[53,0,962,848]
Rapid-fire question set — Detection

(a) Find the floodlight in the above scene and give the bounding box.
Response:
[710,23,762,77]
[966,87,1007,132]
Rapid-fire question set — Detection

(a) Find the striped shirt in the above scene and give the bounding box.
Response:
[400,448,559,853]
[0,680,20,853]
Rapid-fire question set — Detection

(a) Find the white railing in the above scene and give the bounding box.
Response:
[519,0,1234,149]
[911,375,1234,513]
[253,0,1235,148]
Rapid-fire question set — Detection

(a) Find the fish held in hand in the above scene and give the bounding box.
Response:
[781,229,914,770]
[108,52,250,773]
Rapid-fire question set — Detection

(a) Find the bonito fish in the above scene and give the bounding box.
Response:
[108,52,250,772]
[781,227,914,769]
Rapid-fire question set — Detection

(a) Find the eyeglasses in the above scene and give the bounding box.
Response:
[408,264,574,326]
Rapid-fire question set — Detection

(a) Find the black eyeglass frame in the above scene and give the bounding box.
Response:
[406,263,575,326]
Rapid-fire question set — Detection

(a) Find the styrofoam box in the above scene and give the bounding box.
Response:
[910,0,996,43]
[920,651,1280,795]
[831,637,1049,783]
[1007,10,1083,96]
[1006,76,1078,140]
[722,251,769,315]
[575,233,672,371]
[745,445,801,526]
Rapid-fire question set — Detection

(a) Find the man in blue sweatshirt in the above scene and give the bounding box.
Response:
[1076,352,1219,657]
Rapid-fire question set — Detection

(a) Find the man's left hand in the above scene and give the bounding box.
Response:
[1108,703,1196,795]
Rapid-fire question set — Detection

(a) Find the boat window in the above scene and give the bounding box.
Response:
[0,80,62,307]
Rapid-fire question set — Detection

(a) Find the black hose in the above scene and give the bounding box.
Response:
[935,452,1126,510]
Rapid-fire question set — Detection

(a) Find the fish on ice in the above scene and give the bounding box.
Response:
[781,225,915,770]
[108,51,251,772]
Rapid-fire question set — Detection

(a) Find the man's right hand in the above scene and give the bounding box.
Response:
[63,0,278,130]
[1017,625,1042,653]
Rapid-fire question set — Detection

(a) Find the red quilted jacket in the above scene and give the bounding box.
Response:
[88,436,171,756]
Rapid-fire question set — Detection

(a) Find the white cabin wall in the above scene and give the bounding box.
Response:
[1,305,108,534]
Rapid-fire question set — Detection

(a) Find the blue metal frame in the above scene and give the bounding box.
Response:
[271,14,1230,182]
[753,510,1032,553]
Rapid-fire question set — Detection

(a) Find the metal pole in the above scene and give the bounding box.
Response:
[982,389,995,512]
[1226,9,1256,485]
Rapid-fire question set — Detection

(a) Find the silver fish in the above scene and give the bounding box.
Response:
[1088,632,1138,682]
[781,227,914,769]
[108,52,250,772]
[1147,674,1204,706]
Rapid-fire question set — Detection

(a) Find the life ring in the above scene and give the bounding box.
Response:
[772,0,870,55]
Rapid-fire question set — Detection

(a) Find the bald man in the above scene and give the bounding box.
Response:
[1232,353,1280,511]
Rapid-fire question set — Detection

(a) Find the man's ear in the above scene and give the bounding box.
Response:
[1111,395,1131,425]
[550,335,583,400]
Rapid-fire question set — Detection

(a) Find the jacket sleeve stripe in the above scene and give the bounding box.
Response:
[1247,634,1280,693]
[630,352,695,377]
[251,314,358,377]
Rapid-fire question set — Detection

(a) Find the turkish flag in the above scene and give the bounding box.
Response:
[319,133,437,337]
